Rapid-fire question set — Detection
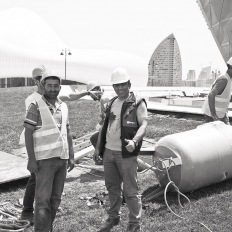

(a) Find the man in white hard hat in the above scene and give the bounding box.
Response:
[24,69,75,231]
[20,67,101,225]
[94,67,148,232]
[202,57,232,124]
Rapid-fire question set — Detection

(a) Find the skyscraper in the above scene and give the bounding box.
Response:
[147,34,182,86]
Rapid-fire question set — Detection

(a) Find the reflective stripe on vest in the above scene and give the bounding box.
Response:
[203,73,231,118]
[33,98,69,160]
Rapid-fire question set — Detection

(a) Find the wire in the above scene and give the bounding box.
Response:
[161,159,213,232]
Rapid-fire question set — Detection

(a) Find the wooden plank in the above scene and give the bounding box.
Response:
[0,151,30,184]
[147,101,203,115]
[73,133,94,144]
[73,140,92,152]
[74,146,95,161]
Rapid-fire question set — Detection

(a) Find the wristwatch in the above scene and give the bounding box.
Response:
[132,139,138,147]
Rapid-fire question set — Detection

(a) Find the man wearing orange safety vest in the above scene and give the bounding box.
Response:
[24,70,74,232]
[203,57,232,125]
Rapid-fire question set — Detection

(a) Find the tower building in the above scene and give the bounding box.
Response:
[148,34,182,86]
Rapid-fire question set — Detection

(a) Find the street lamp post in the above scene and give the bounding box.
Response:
[60,48,72,80]
[212,70,220,81]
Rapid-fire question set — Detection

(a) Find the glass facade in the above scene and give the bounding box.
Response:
[197,0,232,62]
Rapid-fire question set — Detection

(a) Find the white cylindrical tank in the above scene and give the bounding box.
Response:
[153,121,232,192]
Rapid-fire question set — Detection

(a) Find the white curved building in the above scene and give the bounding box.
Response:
[0,7,147,87]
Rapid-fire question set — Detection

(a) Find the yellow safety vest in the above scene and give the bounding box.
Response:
[33,98,69,160]
[203,73,231,118]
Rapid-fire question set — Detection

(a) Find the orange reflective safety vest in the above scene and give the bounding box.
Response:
[19,92,42,145]
[203,73,231,118]
[33,98,69,161]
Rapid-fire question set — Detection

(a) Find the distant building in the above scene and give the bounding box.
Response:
[187,70,196,80]
[182,80,196,87]
[196,66,221,87]
[148,34,182,87]
[198,66,211,80]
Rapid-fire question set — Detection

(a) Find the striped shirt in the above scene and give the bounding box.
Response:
[24,96,70,131]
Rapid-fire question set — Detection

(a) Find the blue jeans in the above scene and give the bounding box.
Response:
[22,172,36,214]
[103,148,142,225]
[34,158,67,232]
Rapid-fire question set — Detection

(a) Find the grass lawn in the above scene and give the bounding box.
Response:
[1,87,232,231]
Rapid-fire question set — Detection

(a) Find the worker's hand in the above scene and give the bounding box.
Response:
[93,149,102,163]
[125,139,135,153]
[68,158,75,172]
[212,115,219,121]
[89,91,103,101]
[27,159,38,173]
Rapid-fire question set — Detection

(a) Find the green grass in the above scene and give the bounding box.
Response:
[1,87,232,232]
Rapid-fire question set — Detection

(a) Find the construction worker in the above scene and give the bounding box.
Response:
[202,57,232,125]
[20,66,101,225]
[24,69,75,231]
[94,67,148,232]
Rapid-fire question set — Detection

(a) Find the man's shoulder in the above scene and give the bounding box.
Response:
[215,76,228,86]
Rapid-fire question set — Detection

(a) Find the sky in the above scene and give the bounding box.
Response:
[0,0,227,80]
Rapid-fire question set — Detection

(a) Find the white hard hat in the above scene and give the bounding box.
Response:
[87,81,100,91]
[227,57,232,66]
[41,69,62,83]
[32,65,46,79]
[111,67,130,85]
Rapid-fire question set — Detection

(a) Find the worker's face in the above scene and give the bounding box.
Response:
[113,81,131,100]
[43,78,61,99]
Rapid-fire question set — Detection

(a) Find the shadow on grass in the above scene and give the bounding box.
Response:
[65,170,104,184]
[0,178,28,193]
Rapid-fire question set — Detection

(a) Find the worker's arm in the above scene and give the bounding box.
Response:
[59,91,102,101]
[93,127,102,162]
[67,126,75,172]
[208,78,227,120]
[25,127,38,173]
[125,101,148,152]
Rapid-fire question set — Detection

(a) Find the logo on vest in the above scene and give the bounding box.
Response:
[127,121,135,125]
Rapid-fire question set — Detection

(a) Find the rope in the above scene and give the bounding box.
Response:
[161,159,213,232]
[0,219,30,232]
[0,209,30,231]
